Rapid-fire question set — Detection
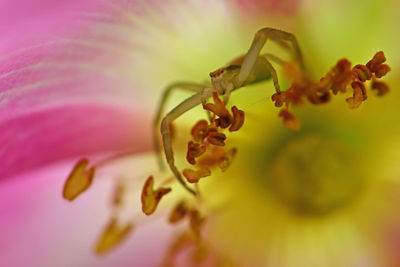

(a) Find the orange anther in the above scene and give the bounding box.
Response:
[278,109,300,131]
[374,64,391,78]
[95,218,133,255]
[141,176,171,215]
[186,141,206,165]
[271,92,287,107]
[206,131,226,146]
[189,209,206,240]
[112,183,125,207]
[307,91,330,105]
[218,148,237,172]
[352,64,372,82]
[346,81,367,109]
[331,59,353,94]
[62,158,95,201]
[191,120,209,142]
[371,81,389,96]
[203,92,232,128]
[169,201,190,223]
[183,167,211,183]
[366,51,386,72]
[229,106,245,132]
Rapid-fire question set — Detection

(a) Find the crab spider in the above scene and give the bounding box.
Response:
[154,28,305,195]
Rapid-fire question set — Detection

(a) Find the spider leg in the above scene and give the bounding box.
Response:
[154,82,206,170]
[262,53,286,66]
[258,56,281,93]
[161,93,211,195]
[238,28,304,84]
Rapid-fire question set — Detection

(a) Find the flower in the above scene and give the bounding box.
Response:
[1,0,400,266]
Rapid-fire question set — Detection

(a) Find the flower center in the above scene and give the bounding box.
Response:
[268,134,364,215]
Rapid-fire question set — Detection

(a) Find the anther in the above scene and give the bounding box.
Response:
[352,64,372,82]
[141,176,171,215]
[95,218,133,255]
[218,148,237,172]
[191,120,209,142]
[186,141,206,165]
[374,64,391,78]
[112,183,125,207]
[271,92,286,107]
[346,81,367,109]
[183,167,211,183]
[371,81,389,96]
[62,158,95,201]
[331,59,353,94]
[206,131,226,146]
[169,201,190,223]
[278,109,300,131]
[189,210,205,240]
[203,92,232,128]
[229,106,245,132]
[366,51,386,72]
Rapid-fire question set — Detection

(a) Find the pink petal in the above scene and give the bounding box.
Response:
[0,105,151,181]
[234,0,301,16]
[0,0,101,53]
[0,161,172,267]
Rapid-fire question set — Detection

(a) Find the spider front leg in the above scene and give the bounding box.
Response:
[238,27,305,84]
[160,93,208,196]
[154,82,207,170]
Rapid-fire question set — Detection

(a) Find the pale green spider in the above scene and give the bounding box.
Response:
[153,28,305,195]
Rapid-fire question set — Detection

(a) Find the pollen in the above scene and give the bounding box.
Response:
[95,218,133,255]
[62,158,95,201]
[141,176,172,215]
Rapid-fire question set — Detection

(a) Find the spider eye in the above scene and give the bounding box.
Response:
[209,68,225,78]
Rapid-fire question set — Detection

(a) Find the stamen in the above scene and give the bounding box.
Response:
[206,131,226,146]
[218,148,237,172]
[365,51,391,78]
[186,141,206,165]
[331,59,353,94]
[191,120,209,142]
[62,158,95,201]
[192,244,209,264]
[95,218,133,255]
[189,210,205,241]
[346,81,367,109]
[278,109,300,131]
[273,51,390,130]
[183,167,211,183]
[141,176,171,215]
[112,183,125,207]
[352,64,372,82]
[229,106,245,132]
[371,81,389,96]
[203,92,232,128]
[169,201,190,223]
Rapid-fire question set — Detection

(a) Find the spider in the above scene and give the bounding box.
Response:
[153,27,305,195]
